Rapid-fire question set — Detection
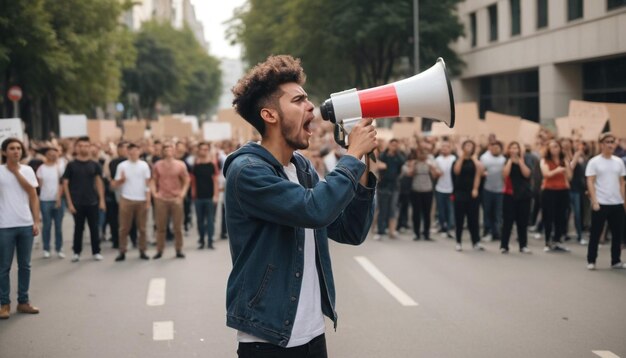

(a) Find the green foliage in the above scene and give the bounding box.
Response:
[229,0,464,100]
[122,21,222,118]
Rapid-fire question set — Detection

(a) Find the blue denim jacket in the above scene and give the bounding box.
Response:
[223,142,376,347]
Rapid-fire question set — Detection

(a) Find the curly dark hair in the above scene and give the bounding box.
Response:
[232,55,306,136]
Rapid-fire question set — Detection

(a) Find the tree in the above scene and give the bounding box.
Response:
[228,0,464,100]
[122,21,222,119]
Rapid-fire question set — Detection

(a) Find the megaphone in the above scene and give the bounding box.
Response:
[320,57,455,147]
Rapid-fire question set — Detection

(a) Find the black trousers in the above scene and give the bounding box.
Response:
[397,192,411,230]
[454,198,480,245]
[410,191,433,238]
[588,204,624,265]
[501,195,531,250]
[238,334,327,358]
[72,204,101,255]
[541,189,569,246]
[106,198,119,245]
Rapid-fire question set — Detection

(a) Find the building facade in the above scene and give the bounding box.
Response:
[451,0,626,124]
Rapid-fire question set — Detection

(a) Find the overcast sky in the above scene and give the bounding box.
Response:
[190,0,247,59]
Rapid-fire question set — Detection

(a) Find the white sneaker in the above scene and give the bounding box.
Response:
[473,243,485,251]
[57,252,65,259]
[579,239,588,245]
[481,234,493,243]
[520,247,532,254]
[373,234,382,241]
[587,263,596,270]
[71,254,80,262]
[500,248,509,254]
[43,250,51,259]
[611,262,626,269]
[93,253,104,261]
[543,246,552,252]
[455,244,462,252]
[553,244,570,252]
[533,233,541,240]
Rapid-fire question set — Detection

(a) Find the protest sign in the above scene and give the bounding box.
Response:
[0,118,23,147]
[202,122,232,141]
[123,120,147,141]
[484,111,521,144]
[518,120,541,146]
[59,114,88,138]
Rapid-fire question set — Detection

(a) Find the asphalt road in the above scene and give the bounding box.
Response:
[1,212,625,358]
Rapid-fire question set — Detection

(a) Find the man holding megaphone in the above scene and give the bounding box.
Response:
[223,55,378,357]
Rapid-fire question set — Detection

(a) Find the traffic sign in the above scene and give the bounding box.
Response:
[7,86,22,102]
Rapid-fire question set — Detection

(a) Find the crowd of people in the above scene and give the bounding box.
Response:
[1,116,625,320]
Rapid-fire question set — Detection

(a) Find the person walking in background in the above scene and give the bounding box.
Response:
[111,143,151,261]
[150,142,190,259]
[374,139,406,240]
[500,142,533,254]
[407,147,440,241]
[0,138,41,319]
[565,140,588,245]
[434,141,456,239]
[585,133,626,270]
[453,140,484,251]
[480,141,506,242]
[540,140,572,252]
[36,146,65,259]
[63,136,105,262]
[191,142,219,250]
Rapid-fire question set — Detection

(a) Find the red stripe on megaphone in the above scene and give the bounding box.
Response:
[358,84,399,119]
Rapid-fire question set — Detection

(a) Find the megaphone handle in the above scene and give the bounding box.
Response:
[368,151,377,163]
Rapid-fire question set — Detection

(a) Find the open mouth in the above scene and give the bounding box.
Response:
[303,119,313,135]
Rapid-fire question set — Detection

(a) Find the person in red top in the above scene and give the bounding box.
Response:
[500,142,533,254]
[540,140,572,252]
[149,142,190,259]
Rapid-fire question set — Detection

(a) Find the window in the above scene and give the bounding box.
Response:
[511,0,521,36]
[479,70,540,122]
[537,0,548,29]
[583,56,626,103]
[608,0,626,10]
[567,0,583,21]
[488,4,498,42]
[470,12,477,47]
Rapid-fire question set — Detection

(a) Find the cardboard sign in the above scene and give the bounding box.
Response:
[455,102,480,122]
[217,108,256,142]
[123,120,147,141]
[391,121,421,139]
[430,122,455,137]
[484,111,521,144]
[518,119,541,146]
[180,115,200,133]
[605,102,626,139]
[555,117,574,138]
[0,118,23,147]
[375,128,394,142]
[202,122,232,141]
[569,116,607,142]
[59,114,88,138]
[87,119,121,143]
[569,100,609,121]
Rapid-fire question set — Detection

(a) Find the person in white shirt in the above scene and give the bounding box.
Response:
[111,143,151,261]
[479,141,506,242]
[0,138,41,319]
[434,141,456,238]
[36,147,65,259]
[585,132,626,270]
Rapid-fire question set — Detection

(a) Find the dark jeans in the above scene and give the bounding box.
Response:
[72,204,101,255]
[569,191,583,240]
[397,192,411,230]
[238,334,327,358]
[541,189,570,246]
[0,226,34,305]
[184,195,192,232]
[195,199,215,245]
[501,196,531,250]
[377,189,399,235]
[106,197,119,245]
[435,191,454,232]
[482,190,503,239]
[588,204,624,265]
[40,200,64,252]
[410,191,433,238]
[455,198,480,245]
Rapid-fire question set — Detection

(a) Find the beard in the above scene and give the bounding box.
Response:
[278,108,309,150]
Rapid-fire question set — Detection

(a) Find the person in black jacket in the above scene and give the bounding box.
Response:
[500,141,533,254]
[452,139,484,251]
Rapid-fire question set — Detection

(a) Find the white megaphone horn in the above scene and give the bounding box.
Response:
[320,57,455,145]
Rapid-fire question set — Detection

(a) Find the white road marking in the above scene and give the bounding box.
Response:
[593,351,621,358]
[153,321,174,341]
[147,278,166,306]
[354,256,418,306]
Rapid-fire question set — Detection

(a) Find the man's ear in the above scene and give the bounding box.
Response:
[260,107,279,125]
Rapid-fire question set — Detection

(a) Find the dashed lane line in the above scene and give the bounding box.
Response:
[354,256,418,307]
[153,321,174,341]
[593,351,621,358]
[147,278,166,306]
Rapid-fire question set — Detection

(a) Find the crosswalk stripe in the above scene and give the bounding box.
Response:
[354,256,418,307]
[153,321,174,341]
[593,351,621,358]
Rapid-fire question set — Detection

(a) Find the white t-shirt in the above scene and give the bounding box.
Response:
[585,154,626,205]
[435,154,456,193]
[114,160,151,201]
[237,163,325,348]
[0,164,39,228]
[36,163,63,201]
[480,151,506,193]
